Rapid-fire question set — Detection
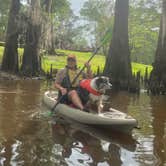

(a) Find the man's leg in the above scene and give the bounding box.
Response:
[68,90,84,110]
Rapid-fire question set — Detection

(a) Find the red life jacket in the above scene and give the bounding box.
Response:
[80,79,101,96]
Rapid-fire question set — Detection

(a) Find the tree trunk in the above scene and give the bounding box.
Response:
[43,0,52,12]
[149,0,166,95]
[47,20,56,55]
[103,0,132,90]
[21,0,41,76]
[42,0,56,55]
[1,0,20,73]
[47,0,56,55]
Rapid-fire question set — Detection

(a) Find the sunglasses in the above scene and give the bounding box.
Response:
[67,58,76,62]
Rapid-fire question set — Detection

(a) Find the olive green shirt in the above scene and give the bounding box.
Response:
[55,68,86,87]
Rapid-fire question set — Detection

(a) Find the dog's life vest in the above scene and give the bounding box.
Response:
[80,79,101,96]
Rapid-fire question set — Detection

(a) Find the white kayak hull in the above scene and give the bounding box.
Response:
[43,91,138,134]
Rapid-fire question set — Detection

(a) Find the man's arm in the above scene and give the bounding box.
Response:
[55,69,67,95]
[85,62,93,78]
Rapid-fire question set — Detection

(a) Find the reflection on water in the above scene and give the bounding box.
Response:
[51,117,137,166]
[151,96,166,166]
[0,80,165,166]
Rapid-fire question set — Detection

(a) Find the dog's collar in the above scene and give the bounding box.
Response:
[80,79,101,96]
[89,86,101,96]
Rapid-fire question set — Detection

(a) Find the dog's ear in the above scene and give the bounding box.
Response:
[95,77,104,88]
[108,77,112,83]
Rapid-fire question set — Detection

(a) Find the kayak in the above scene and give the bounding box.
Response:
[43,91,138,134]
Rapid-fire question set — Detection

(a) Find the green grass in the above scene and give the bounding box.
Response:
[42,49,105,74]
[0,46,24,61]
[0,46,4,62]
[0,46,152,76]
[132,62,152,77]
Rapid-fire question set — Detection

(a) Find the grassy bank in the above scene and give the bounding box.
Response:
[42,49,153,77]
[0,46,152,76]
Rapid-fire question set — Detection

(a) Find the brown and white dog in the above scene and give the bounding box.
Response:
[84,76,112,113]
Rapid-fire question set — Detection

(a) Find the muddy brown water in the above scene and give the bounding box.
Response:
[0,80,165,166]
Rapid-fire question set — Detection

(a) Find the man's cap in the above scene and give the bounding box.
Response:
[67,54,76,60]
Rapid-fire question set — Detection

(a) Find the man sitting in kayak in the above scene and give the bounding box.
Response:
[54,54,93,111]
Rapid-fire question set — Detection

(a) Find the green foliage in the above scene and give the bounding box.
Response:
[80,0,160,65]
[72,34,89,50]
[43,0,86,50]
[41,0,70,15]
[80,0,114,54]
[129,0,160,64]
[0,0,10,40]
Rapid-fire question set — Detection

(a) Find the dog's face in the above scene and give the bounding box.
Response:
[90,76,112,94]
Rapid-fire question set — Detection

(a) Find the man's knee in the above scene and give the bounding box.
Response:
[68,90,77,97]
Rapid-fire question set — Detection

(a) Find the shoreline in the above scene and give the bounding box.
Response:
[0,71,46,81]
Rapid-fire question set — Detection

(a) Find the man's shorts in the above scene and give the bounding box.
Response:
[59,87,89,105]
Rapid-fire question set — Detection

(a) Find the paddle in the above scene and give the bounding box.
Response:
[50,27,112,114]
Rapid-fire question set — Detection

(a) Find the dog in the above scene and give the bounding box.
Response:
[86,76,112,113]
